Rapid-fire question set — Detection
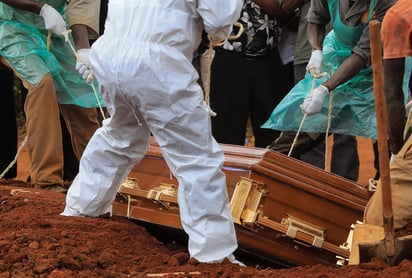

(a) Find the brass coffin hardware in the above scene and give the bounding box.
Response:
[282,215,325,248]
[230,177,267,225]
[229,177,350,261]
[119,181,178,209]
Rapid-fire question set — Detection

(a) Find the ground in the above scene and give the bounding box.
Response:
[1,137,412,277]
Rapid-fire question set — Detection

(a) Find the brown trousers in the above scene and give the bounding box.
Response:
[2,57,100,188]
[364,132,412,230]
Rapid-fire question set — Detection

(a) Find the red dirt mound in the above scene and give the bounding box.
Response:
[1,180,412,278]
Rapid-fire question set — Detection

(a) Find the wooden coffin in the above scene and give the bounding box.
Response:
[112,137,371,267]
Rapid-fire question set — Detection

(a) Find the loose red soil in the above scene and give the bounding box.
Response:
[1,137,411,277]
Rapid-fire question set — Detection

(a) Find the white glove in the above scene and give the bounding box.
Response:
[302,85,329,115]
[40,4,67,36]
[306,49,323,77]
[76,49,93,83]
[406,100,412,115]
[390,153,397,163]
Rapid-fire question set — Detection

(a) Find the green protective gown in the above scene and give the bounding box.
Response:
[0,0,104,108]
[262,0,411,140]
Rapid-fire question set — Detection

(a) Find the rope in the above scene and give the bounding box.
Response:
[288,75,318,157]
[0,31,53,179]
[287,70,334,173]
[47,30,52,50]
[63,30,107,121]
[203,22,244,116]
[1,29,107,179]
[0,135,27,179]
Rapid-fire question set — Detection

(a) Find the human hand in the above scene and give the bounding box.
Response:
[301,85,329,115]
[76,49,93,83]
[40,4,67,36]
[390,153,397,163]
[306,49,323,77]
[406,100,412,115]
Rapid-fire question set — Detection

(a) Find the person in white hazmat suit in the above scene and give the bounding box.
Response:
[62,0,244,264]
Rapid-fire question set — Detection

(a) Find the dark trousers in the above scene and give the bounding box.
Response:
[210,48,294,148]
[0,67,18,178]
[285,63,360,181]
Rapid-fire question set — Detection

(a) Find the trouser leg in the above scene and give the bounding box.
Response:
[23,73,64,188]
[330,134,359,181]
[269,131,322,158]
[63,85,150,217]
[364,135,412,229]
[60,104,100,160]
[294,63,307,84]
[150,101,237,263]
[60,114,79,181]
[302,134,359,181]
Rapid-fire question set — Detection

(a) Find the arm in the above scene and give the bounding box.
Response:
[384,59,406,154]
[322,54,365,91]
[67,0,101,50]
[253,0,303,17]
[0,0,44,13]
[198,0,243,41]
[307,22,326,51]
[71,25,90,50]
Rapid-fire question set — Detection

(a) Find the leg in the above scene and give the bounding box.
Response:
[149,98,237,263]
[269,131,323,159]
[210,50,250,146]
[132,70,237,262]
[300,139,327,170]
[22,73,64,188]
[364,135,412,229]
[63,85,150,217]
[330,134,359,181]
[59,104,100,160]
[250,50,294,148]
[60,114,79,181]
[294,63,307,84]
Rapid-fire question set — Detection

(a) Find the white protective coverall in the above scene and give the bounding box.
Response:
[62,0,243,263]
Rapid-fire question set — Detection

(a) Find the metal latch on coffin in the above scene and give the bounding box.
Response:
[146,183,177,209]
[230,177,267,225]
[282,215,325,248]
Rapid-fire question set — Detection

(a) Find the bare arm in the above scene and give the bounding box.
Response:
[384,58,406,154]
[253,0,303,17]
[322,54,365,91]
[307,22,326,50]
[67,0,101,50]
[307,21,366,91]
[70,24,90,50]
[0,0,44,13]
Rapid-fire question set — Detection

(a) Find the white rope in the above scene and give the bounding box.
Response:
[63,30,107,121]
[288,76,318,157]
[287,70,333,173]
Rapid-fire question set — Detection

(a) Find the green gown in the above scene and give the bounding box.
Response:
[0,0,103,108]
[262,0,410,139]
